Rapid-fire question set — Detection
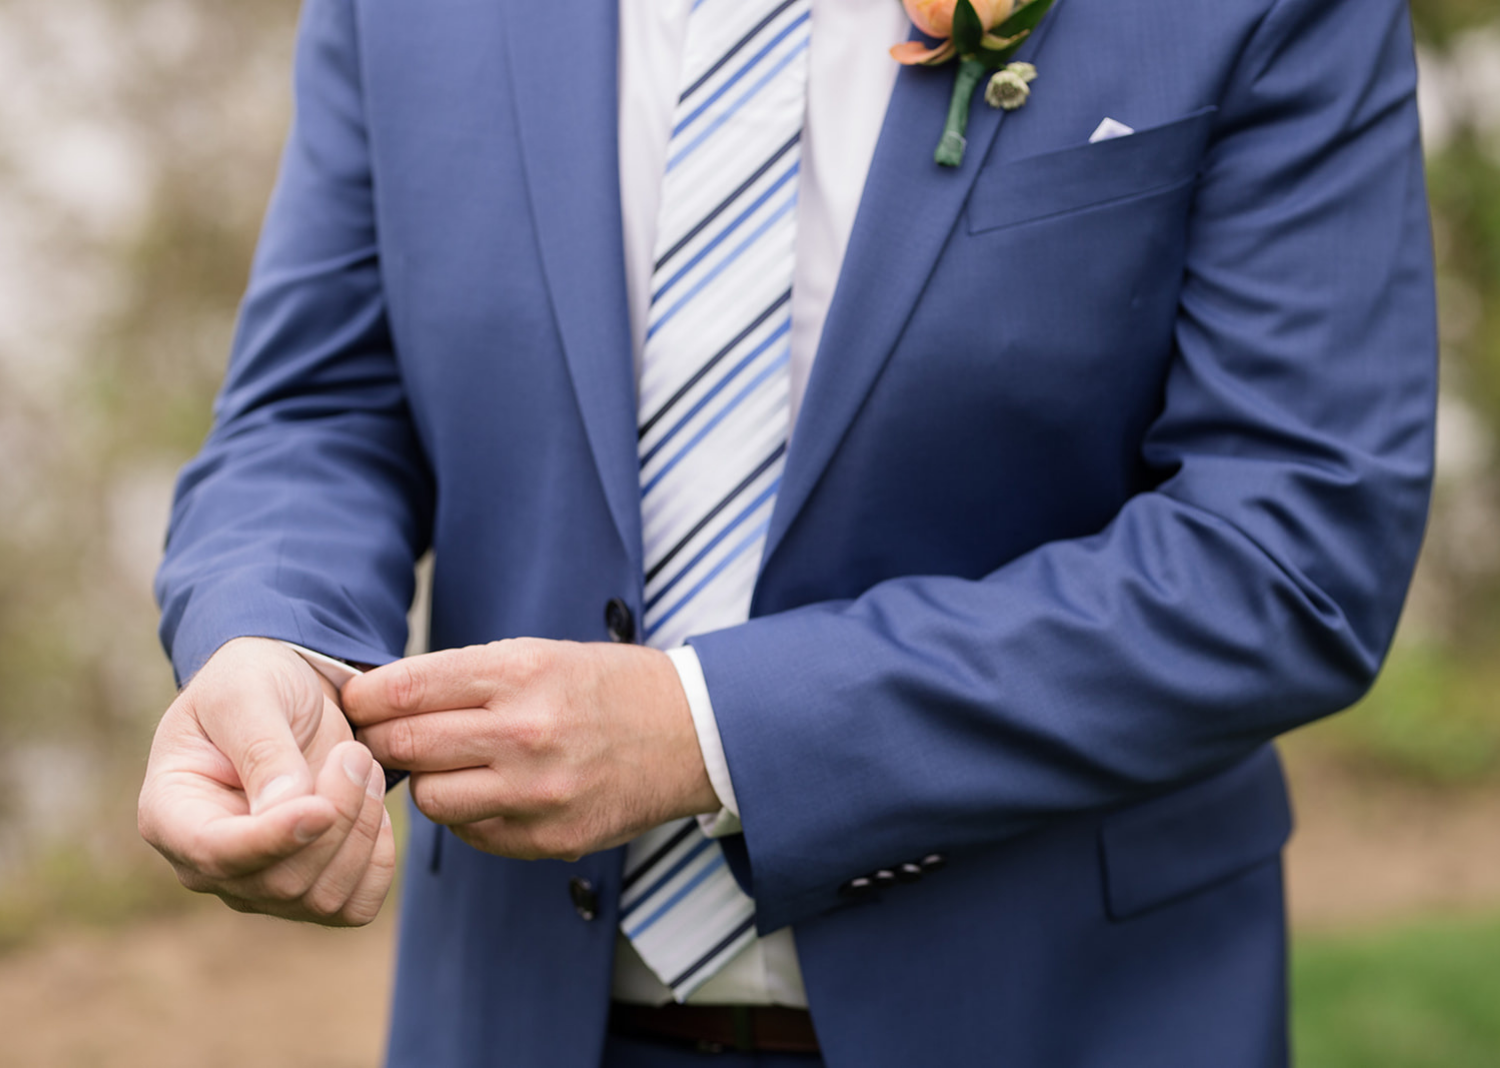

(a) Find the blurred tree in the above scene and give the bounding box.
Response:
[0,0,299,924]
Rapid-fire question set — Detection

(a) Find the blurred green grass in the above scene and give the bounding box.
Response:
[1294,914,1500,1068]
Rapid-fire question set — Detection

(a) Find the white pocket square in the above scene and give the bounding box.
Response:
[1089,117,1136,144]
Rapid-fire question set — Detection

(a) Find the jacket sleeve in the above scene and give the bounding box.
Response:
[689,0,1438,932]
[156,0,431,684]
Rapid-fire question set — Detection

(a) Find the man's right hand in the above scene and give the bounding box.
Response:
[138,637,397,926]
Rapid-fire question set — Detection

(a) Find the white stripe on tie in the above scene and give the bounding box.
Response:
[624,0,810,1002]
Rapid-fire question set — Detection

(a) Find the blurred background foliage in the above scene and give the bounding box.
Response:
[0,0,301,944]
[0,0,1496,1062]
[1296,0,1500,787]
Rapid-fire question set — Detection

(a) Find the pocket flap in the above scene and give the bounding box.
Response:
[1099,745,1293,920]
[968,106,1217,234]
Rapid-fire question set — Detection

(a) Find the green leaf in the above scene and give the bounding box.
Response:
[974,29,1030,67]
[995,0,1057,40]
[952,0,984,55]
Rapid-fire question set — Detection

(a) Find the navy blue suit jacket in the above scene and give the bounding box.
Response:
[157,0,1437,1063]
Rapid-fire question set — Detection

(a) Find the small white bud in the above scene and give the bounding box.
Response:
[985,68,1032,111]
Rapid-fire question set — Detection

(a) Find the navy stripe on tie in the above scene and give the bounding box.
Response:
[672,10,812,140]
[678,0,800,103]
[641,348,790,498]
[647,519,772,639]
[640,318,790,469]
[645,443,786,583]
[645,193,797,341]
[625,853,728,938]
[622,820,698,892]
[652,159,800,304]
[667,37,810,173]
[621,837,716,922]
[668,916,758,991]
[640,291,791,438]
[654,133,800,274]
[646,478,780,612]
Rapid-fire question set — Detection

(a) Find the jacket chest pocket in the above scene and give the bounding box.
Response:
[968,106,1217,234]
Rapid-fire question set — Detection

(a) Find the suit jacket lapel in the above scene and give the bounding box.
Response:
[501,0,643,576]
[759,12,1064,580]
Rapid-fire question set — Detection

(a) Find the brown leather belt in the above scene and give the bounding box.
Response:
[609,1002,820,1055]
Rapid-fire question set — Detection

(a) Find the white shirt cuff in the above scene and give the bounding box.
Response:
[666,645,743,838]
[281,641,364,689]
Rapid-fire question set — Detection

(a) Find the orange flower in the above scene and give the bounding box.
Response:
[891,0,1019,66]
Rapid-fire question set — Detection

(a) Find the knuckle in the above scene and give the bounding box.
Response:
[240,734,290,781]
[508,713,558,759]
[386,661,423,712]
[302,885,347,921]
[529,773,576,813]
[176,868,213,894]
[181,838,229,883]
[410,778,450,824]
[388,718,419,768]
[339,905,379,928]
[504,638,549,686]
[264,867,317,902]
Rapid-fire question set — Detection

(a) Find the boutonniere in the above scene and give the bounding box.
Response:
[891,0,1058,168]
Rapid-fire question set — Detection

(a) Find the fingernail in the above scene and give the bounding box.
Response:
[255,774,297,813]
[367,765,384,799]
[342,747,371,787]
[294,816,323,844]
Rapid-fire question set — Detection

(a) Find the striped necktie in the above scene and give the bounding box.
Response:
[623,0,811,1002]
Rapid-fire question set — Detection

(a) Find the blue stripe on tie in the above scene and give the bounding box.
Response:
[645,194,797,342]
[646,519,772,639]
[672,11,811,140]
[641,347,791,498]
[653,138,798,276]
[646,478,781,613]
[622,836,714,919]
[640,320,790,468]
[652,160,799,305]
[625,853,729,939]
[666,34,810,173]
[644,443,785,585]
[679,0,801,105]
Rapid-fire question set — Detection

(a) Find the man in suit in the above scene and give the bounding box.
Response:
[137,0,1437,1063]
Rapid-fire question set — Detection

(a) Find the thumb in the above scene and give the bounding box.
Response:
[192,639,325,814]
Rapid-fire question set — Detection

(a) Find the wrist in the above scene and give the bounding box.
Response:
[636,646,720,820]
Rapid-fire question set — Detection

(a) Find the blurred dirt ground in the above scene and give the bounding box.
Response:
[4,752,1500,1068]
[0,905,394,1068]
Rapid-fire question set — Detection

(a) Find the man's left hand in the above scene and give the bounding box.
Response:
[343,639,719,861]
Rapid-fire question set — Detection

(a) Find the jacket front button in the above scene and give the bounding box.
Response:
[569,877,599,921]
[920,853,948,874]
[604,599,636,644]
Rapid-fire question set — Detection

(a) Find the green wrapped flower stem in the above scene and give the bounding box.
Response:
[935,57,987,168]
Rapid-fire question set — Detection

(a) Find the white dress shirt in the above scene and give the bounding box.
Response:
[615,0,909,1007]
